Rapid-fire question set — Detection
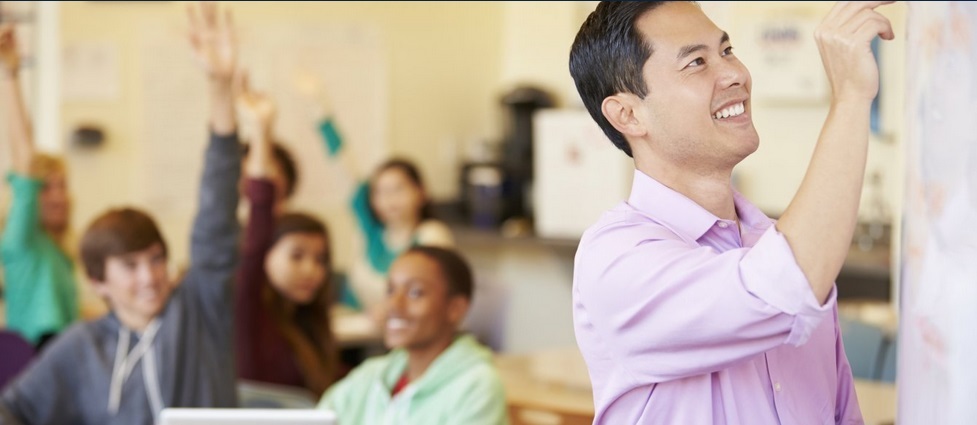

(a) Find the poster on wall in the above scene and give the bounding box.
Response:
[901,2,977,424]
[734,5,828,104]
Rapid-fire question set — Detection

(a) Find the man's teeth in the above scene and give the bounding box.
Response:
[714,102,745,119]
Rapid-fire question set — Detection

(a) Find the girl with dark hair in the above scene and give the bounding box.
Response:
[235,82,338,396]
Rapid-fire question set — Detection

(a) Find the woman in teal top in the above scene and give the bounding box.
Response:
[0,25,78,346]
[317,111,453,322]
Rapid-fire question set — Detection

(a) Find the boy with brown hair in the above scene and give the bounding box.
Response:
[0,3,244,424]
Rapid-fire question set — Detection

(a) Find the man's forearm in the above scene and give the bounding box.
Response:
[777,99,871,303]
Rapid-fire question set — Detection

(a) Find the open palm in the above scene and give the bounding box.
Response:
[236,72,277,136]
[187,2,236,80]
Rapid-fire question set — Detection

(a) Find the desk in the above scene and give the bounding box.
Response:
[496,348,896,425]
[331,307,383,348]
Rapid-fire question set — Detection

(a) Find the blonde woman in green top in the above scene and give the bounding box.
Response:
[0,25,78,347]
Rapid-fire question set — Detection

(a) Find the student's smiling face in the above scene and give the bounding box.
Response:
[92,243,172,328]
[623,2,759,168]
[383,253,467,351]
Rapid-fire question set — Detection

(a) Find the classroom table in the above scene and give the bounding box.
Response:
[331,306,383,348]
[496,348,897,425]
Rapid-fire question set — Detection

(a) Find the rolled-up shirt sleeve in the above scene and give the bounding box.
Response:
[577,222,835,384]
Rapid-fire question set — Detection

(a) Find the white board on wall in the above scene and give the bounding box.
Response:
[901,3,977,424]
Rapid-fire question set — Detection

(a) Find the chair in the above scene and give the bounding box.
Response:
[237,380,317,409]
[0,330,35,390]
[878,334,897,383]
[839,317,886,380]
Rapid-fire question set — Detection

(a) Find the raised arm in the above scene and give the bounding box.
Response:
[0,25,43,251]
[183,1,241,333]
[234,74,279,376]
[578,222,832,383]
[776,1,895,303]
[188,1,237,136]
[0,24,34,176]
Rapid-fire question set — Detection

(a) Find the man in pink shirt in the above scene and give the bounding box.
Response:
[569,1,894,424]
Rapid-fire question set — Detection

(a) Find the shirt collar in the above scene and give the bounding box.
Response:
[627,170,773,241]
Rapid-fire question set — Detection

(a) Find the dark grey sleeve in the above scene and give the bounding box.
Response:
[0,334,81,425]
[0,402,24,425]
[182,131,242,345]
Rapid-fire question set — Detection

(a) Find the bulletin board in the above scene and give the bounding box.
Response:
[901,2,977,423]
[731,3,828,105]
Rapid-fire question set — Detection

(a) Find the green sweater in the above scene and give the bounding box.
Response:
[319,334,509,425]
[0,173,78,344]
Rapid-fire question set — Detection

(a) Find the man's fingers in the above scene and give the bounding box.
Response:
[854,16,895,44]
[823,1,896,31]
[849,9,895,42]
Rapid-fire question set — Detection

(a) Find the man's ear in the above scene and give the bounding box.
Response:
[602,94,648,139]
[447,296,470,327]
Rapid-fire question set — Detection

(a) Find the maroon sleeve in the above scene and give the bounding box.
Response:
[235,178,276,379]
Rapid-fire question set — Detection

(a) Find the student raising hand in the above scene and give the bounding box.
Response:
[1,24,80,348]
[237,72,278,179]
[188,1,237,136]
[187,1,236,81]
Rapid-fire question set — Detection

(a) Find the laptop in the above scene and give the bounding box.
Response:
[159,408,337,425]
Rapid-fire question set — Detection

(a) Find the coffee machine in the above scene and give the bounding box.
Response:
[458,86,554,230]
[498,86,555,221]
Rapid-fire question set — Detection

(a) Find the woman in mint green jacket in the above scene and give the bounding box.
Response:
[319,246,508,425]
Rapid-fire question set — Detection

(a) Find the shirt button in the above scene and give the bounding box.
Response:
[717,222,729,229]
[774,382,782,392]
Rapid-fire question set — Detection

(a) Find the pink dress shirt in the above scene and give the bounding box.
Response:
[572,170,862,424]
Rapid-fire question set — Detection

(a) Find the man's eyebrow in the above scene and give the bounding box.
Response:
[676,32,730,61]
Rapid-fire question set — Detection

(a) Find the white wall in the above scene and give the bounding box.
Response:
[499,2,595,107]
[57,1,507,270]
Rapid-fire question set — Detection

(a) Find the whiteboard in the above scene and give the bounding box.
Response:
[901,3,977,424]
